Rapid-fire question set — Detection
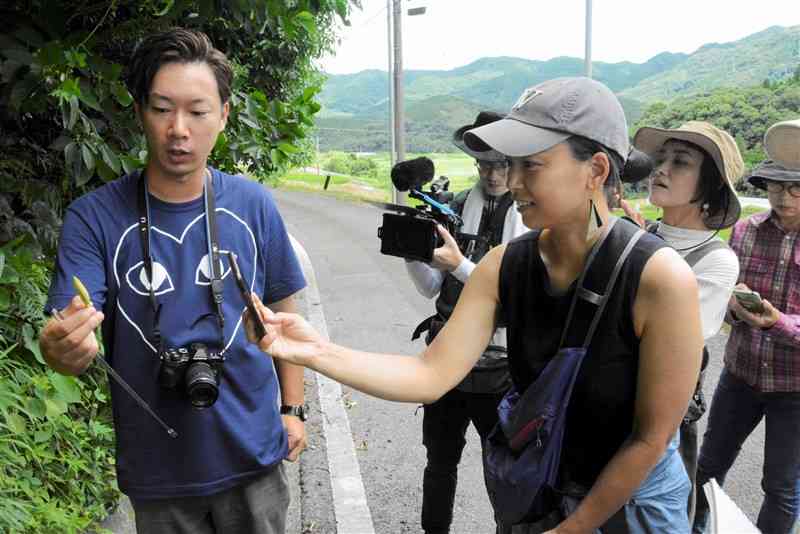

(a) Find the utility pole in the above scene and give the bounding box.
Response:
[315,135,320,175]
[387,0,396,169]
[392,0,406,204]
[584,0,592,78]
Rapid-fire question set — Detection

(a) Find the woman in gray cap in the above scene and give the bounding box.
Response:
[244,77,704,533]
[629,121,743,523]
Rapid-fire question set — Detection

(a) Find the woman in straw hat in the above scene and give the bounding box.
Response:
[628,121,744,523]
[244,77,704,533]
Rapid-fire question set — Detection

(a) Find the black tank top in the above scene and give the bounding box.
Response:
[498,222,666,486]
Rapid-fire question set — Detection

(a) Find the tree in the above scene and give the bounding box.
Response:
[0,1,359,531]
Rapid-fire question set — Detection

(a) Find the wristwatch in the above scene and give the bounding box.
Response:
[280,404,308,421]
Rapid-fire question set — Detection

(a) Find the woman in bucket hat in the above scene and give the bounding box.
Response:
[692,158,800,534]
[630,121,744,523]
[243,77,704,533]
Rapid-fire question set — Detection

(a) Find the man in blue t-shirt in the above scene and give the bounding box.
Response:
[38,28,307,533]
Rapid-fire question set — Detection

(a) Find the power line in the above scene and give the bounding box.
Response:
[336,5,389,43]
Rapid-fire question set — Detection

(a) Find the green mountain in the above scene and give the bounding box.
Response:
[317,25,800,152]
[620,25,800,102]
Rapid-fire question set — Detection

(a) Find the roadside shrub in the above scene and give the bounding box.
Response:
[0,237,118,534]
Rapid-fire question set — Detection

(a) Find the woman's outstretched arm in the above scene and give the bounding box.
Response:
[245,245,507,404]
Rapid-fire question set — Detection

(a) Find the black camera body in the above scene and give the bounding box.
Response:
[158,343,225,409]
[379,211,443,263]
[376,157,463,263]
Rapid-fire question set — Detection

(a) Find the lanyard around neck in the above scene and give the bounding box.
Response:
[136,169,225,352]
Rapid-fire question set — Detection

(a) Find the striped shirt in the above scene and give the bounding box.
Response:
[724,210,800,392]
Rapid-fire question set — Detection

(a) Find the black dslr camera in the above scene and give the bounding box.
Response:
[159,343,225,409]
[375,157,463,263]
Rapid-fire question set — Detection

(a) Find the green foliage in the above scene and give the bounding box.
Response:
[1,0,358,529]
[0,237,118,534]
[633,76,800,192]
[323,153,378,177]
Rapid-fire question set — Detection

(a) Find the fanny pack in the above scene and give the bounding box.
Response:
[415,316,510,394]
[483,218,645,525]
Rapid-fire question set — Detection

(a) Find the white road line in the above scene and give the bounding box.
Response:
[290,236,376,534]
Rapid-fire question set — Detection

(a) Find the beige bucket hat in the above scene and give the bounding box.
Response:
[633,121,744,229]
[764,119,800,171]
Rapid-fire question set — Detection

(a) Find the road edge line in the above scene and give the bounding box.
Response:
[290,235,376,534]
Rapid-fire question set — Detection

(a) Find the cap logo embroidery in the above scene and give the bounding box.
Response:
[512,88,544,111]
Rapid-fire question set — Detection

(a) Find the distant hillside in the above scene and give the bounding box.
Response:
[315,95,485,152]
[317,25,800,152]
[318,53,689,120]
[620,25,800,101]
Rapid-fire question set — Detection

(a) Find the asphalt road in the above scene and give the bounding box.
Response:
[272,187,766,533]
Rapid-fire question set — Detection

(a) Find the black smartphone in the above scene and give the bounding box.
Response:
[227,251,267,340]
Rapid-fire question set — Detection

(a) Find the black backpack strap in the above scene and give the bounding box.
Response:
[559,218,646,349]
[412,315,436,341]
[449,189,470,216]
[683,240,728,268]
[486,192,514,247]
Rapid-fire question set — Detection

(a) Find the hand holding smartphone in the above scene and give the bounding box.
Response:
[733,288,764,314]
[228,252,268,340]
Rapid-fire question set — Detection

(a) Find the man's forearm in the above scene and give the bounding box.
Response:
[405,260,444,298]
[275,359,305,405]
[271,293,305,405]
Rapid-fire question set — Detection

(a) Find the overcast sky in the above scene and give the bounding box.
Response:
[319,0,800,74]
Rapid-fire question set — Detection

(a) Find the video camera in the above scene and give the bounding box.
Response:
[375,157,463,263]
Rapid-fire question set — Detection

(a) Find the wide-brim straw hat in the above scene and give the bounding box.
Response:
[633,121,744,230]
[452,111,506,162]
[764,119,800,171]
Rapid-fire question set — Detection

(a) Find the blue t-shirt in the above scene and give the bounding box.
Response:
[46,168,306,499]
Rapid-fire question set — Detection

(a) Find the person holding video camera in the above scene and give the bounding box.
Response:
[37,28,307,533]
[245,77,705,532]
[692,154,800,534]
[403,111,526,534]
[621,121,743,523]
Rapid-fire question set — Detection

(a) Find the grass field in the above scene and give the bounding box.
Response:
[293,152,482,195]
[281,152,767,237]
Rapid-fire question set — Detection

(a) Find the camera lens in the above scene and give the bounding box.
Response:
[185,361,219,408]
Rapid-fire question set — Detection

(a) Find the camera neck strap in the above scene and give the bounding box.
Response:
[136,169,226,352]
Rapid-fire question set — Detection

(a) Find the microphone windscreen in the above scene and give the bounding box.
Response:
[391,157,435,191]
[621,148,654,183]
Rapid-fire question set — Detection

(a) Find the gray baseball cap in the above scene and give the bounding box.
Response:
[463,77,629,162]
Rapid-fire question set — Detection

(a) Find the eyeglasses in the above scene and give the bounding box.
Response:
[475,161,509,174]
[765,181,800,198]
